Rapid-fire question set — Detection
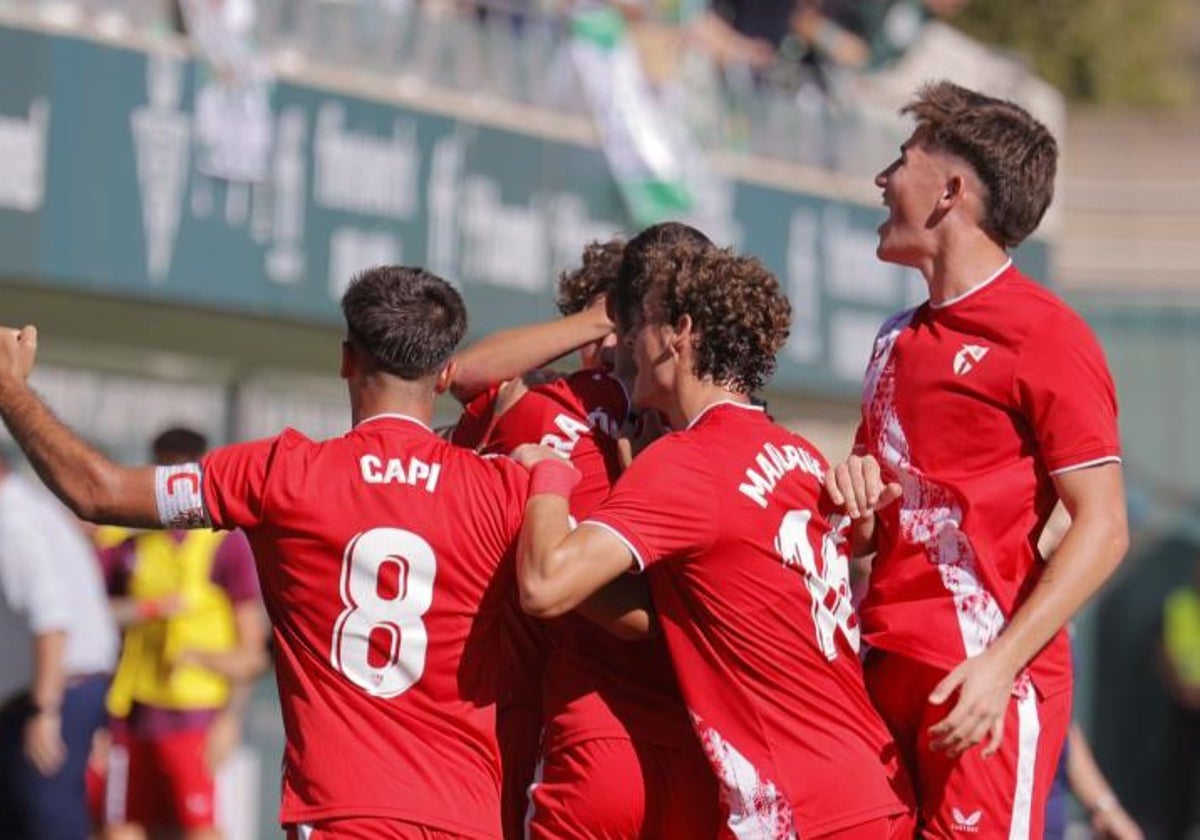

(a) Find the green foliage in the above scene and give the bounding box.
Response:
[952,0,1195,106]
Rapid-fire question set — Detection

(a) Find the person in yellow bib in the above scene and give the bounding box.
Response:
[1160,557,1200,840]
[99,428,267,840]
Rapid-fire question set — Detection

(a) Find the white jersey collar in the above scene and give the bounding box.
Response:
[355,413,433,433]
[930,258,1013,310]
[686,399,763,431]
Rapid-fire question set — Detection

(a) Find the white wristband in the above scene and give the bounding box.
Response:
[154,463,210,528]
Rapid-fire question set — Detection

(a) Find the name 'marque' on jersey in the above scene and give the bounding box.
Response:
[585,401,910,838]
[199,413,528,838]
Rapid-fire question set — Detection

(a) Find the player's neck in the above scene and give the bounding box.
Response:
[350,378,437,429]
[923,238,1011,307]
[673,379,749,429]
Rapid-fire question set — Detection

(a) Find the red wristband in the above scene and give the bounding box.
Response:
[136,599,163,620]
[529,458,582,498]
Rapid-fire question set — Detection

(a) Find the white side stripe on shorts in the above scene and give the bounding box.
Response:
[1008,691,1041,840]
[523,753,546,840]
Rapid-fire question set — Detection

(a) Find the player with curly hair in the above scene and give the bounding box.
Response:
[449,233,719,839]
[514,238,915,839]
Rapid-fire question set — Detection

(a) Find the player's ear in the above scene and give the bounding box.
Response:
[339,340,355,381]
[671,314,694,355]
[434,360,456,394]
[941,173,965,208]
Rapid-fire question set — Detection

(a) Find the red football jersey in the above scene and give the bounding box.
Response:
[856,263,1121,698]
[201,415,528,837]
[586,402,909,837]
[480,370,696,750]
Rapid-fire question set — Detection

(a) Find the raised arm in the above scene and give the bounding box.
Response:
[0,326,160,527]
[450,299,613,404]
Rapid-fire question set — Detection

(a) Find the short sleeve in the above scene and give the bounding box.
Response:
[1013,308,1121,473]
[201,435,284,531]
[584,436,720,570]
[0,515,70,633]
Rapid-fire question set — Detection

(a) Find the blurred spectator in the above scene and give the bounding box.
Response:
[795,0,967,70]
[697,0,789,70]
[1061,723,1143,840]
[1038,507,1143,840]
[99,428,266,840]
[1044,722,1143,840]
[0,450,118,839]
[1159,556,1200,840]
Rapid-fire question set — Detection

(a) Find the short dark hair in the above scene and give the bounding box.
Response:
[640,240,791,394]
[902,80,1057,248]
[614,222,713,334]
[152,427,208,462]
[556,238,625,316]
[341,266,467,380]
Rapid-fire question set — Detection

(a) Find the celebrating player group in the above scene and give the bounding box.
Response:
[0,80,1127,839]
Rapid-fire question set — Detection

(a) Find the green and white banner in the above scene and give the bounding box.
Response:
[569,7,693,226]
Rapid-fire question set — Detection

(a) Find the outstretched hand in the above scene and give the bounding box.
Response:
[0,325,38,384]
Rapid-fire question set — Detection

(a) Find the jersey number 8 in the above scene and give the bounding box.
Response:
[331,528,437,697]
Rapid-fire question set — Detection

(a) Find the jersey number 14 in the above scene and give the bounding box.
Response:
[775,510,860,661]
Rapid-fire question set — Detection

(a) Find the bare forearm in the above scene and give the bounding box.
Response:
[576,575,659,640]
[991,515,1127,676]
[1066,723,1113,809]
[0,380,111,518]
[0,380,158,526]
[517,495,578,617]
[187,647,268,682]
[191,605,269,682]
[30,631,67,712]
[452,309,612,403]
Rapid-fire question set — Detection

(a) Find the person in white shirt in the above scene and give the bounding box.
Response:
[0,449,118,839]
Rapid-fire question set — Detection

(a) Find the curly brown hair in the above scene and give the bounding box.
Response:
[639,241,791,394]
[903,80,1057,248]
[615,222,713,334]
[555,238,625,316]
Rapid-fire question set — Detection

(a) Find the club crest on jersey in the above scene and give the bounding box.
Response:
[952,344,989,376]
[951,807,982,833]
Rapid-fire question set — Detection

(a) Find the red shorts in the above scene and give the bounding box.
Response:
[812,811,917,839]
[105,726,216,830]
[864,650,1070,840]
[497,703,543,840]
[285,818,464,839]
[527,737,720,840]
